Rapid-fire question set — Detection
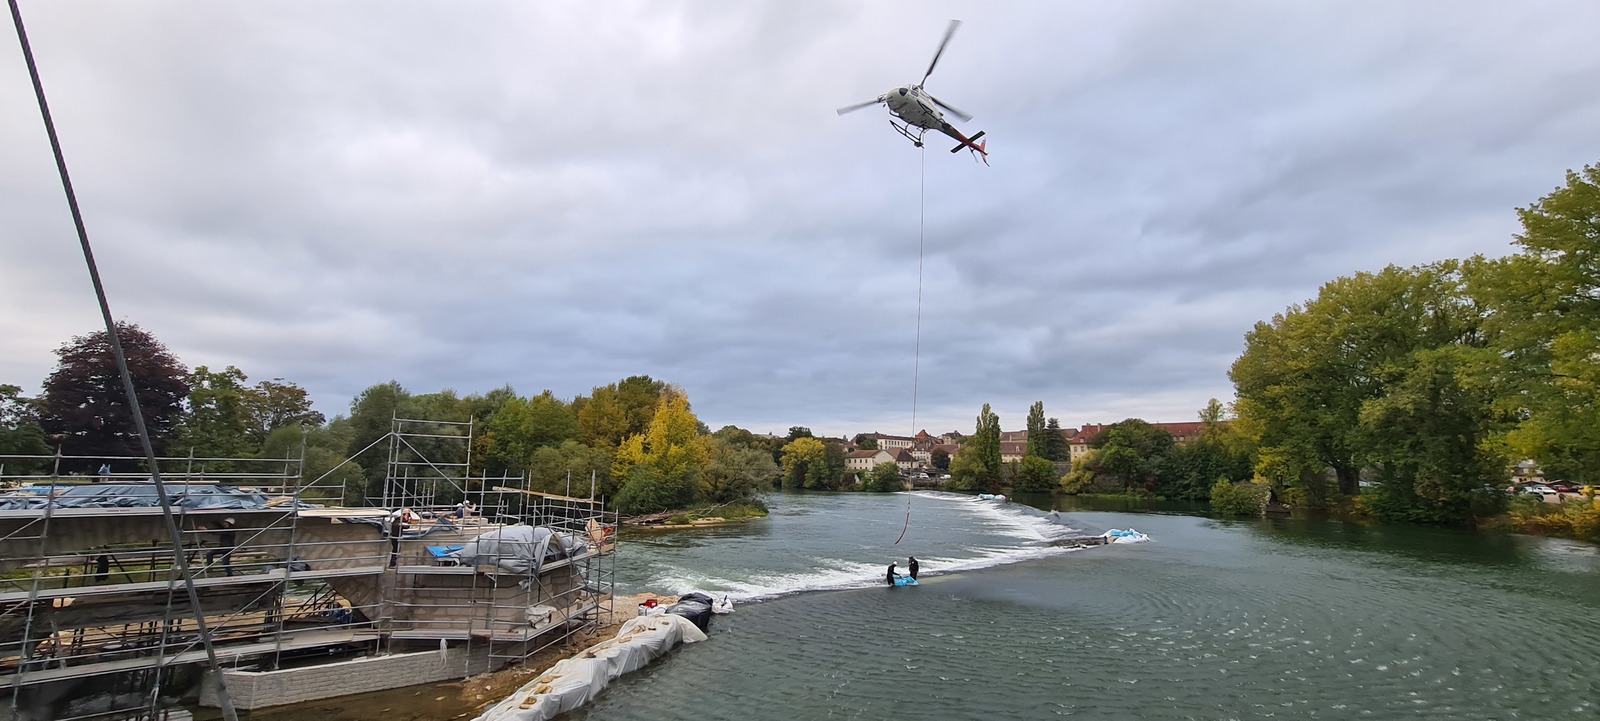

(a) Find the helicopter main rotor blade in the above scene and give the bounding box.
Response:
[929,94,972,123]
[920,19,962,86]
[836,98,882,115]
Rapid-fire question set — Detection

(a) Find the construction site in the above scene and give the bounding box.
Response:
[0,417,617,721]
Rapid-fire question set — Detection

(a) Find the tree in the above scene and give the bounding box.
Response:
[576,376,666,448]
[612,388,708,513]
[786,426,814,442]
[39,322,189,465]
[1060,449,1101,494]
[1015,455,1057,493]
[345,381,409,501]
[946,447,984,492]
[1472,163,1600,483]
[1092,419,1175,492]
[249,378,324,445]
[855,436,879,450]
[1231,263,1481,503]
[1358,347,1505,523]
[1210,478,1268,516]
[700,437,778,503]
[527,440,615,498]
[1040,418,1070,462]
[818,442,848,490]
[0,384,50,472]
[263,420,363,503]
[1154,400,1256,500]
[863,462,902,493]
[178,365,256,460]
[613,463,696,516]
[712,425,760,449]
[779,436,827,490]
[967,404,1003,492]
[1024,401,1047,458]
[481,391,580,474]
[930,447,950,471]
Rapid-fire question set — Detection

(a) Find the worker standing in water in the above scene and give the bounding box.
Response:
[886,561,899,586]
[908,556,919,580]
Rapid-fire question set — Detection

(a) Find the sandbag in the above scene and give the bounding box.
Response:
[473,613,708,721]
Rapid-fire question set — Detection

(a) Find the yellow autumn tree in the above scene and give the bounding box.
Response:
[612,388,710,514]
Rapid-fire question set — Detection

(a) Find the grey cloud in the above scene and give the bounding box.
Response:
[4,0,1599,438]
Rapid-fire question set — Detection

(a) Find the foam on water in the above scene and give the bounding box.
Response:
[637,492,1093,601]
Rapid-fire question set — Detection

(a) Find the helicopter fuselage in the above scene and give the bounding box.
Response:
[884,85,946,131]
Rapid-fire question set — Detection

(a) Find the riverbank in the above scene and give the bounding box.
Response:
[621,499,768,528]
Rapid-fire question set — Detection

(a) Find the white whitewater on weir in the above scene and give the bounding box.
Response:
[630,491,1094,602]
[476,493,1119,721]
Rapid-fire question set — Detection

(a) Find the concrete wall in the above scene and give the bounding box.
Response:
[199,645,493,709]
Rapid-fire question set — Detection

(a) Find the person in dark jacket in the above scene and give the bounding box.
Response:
[908,556,919,580]
[205,518,237,577]
[886,562,898,586]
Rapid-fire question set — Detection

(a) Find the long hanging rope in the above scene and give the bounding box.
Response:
[911,145,925,440]
[6,3,241,719]
[895,145,927,547]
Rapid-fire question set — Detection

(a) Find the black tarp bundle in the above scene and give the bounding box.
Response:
[665,592,715,632]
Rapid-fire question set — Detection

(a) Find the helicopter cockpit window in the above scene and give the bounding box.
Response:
[898,88,907,96]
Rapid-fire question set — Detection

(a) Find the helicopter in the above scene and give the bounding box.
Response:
[837,19,987,164]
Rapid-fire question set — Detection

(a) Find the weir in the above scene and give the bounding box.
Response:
[0,417,615,720]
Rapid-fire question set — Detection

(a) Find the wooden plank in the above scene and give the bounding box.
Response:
[488,487,601,504]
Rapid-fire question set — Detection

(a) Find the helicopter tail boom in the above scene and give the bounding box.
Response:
[946,129,987,165]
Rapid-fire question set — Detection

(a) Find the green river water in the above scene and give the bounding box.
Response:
[259,492,1600,720]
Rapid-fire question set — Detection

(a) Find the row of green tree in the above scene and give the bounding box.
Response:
[1063,402,1255,500]
[0,327,787,515]
[1228,163,1600,524]
[0,323,322,473]
[939,401,1073,493]
[1024,162,1600,530]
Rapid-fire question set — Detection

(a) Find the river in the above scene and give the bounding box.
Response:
[258,491,1600,720]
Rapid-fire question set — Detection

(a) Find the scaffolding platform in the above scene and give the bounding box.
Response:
[0,566,389,604]
[12,629,383,686]
[0,418,615,719]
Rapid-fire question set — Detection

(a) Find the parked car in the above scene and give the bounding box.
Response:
[1522,485,1559,497]
[1547,481,1579,494]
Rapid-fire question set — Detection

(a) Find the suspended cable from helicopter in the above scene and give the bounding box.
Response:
[835,20,989,545]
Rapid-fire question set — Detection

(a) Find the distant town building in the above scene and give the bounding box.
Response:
[857,430,963,470]
[846,449,896,474]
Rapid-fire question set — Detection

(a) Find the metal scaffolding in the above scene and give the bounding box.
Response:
[0,420,618,719]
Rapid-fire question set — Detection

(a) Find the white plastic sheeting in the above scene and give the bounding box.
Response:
[473,613,709,721]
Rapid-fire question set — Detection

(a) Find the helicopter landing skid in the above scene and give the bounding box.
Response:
[889,119,927,148]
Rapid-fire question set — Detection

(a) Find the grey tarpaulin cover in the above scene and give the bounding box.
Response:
[0,483,313,511]
[472,613,708,721]
[450,524,577,573]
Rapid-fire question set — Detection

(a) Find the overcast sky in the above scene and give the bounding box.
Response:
[3,1,1598,438]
